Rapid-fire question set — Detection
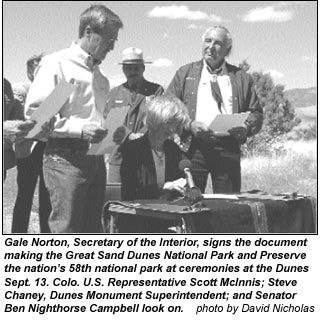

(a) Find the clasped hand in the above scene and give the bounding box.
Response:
[82,123,108,144]
[228,126,248,144]
[190,121,248,144]
[113,126,144,145]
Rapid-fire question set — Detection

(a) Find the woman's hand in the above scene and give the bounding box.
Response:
[163,178,187,195]
[189,121,210,136]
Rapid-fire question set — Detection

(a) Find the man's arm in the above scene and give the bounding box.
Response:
[24,56,57,119]
[227,75,263,144]
[168,72,210,145]
[3,79,15,121]
[25,56,103,139]
[8,99,25,121]
[3,120,36,143]
[244,77,263,137]
[166,70,183,99]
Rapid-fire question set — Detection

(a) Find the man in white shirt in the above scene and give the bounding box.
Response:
[167,26,263,193]
[25,4,123,233]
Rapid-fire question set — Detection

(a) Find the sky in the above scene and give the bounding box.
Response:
[2,1,317,90]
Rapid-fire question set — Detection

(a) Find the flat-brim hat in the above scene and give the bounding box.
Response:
[118,47,152,65]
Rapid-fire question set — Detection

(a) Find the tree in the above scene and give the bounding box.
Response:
[238,60,301,156]
[238,59,250,72]
[252,71,300,135]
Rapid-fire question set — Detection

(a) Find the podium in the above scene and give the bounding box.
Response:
[102,192,316,234]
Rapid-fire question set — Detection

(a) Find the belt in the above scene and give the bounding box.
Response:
[46,138,90,152]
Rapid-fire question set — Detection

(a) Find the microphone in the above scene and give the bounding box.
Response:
[179,159,203,204]
[179,159,195,188]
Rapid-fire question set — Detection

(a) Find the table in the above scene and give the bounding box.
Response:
[102,193,316,234]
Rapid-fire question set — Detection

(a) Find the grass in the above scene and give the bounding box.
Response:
[2,140,317,233]
[241,140,317,198]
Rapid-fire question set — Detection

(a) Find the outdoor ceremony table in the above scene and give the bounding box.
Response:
[102,192,316,234]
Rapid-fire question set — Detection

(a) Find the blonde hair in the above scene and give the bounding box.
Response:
[146,95,190,134]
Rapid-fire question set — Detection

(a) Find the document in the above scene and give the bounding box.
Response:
[87,106,130,155]
[208,112,249,135]
[202,194,239,200]
[26,80,76,138]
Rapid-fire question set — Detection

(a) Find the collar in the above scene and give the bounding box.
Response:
[125,78,145,92]
[70,42,101,69]
[204,60,228,76]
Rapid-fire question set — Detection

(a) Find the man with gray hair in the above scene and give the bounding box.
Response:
[167,25,263,193]
[25,4,123,233]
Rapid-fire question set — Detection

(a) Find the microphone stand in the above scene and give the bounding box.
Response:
[183,168,204,209]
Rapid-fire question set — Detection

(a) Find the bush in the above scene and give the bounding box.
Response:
[242,130,286,158]
[286,122,317,141]
[252,72,301,135]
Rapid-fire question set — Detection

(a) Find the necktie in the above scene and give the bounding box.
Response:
[86,56,101,69]
[92,59,101,66]
[130,85,137,102]
[207,66,223,112]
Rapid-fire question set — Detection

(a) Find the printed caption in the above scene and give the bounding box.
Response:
[2,236,316,316]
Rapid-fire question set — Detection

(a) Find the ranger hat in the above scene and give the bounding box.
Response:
[119,47,152,65]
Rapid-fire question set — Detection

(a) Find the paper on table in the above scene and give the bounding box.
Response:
[202,194,239,200]
[208,112,249,135]
[26,80,76,138]
[87,106,130,155]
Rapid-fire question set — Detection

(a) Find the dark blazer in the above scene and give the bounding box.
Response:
[107,78,164,134]
[108,78,164,165]
[120,133,185,201]
[166,60,263,136]
[3,78,24,170]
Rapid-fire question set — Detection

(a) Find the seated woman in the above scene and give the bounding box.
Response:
[116,95,191,233]
[120,95,190,201]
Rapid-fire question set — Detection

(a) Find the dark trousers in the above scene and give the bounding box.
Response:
[12,142,51,233]
[189,137,241,193]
